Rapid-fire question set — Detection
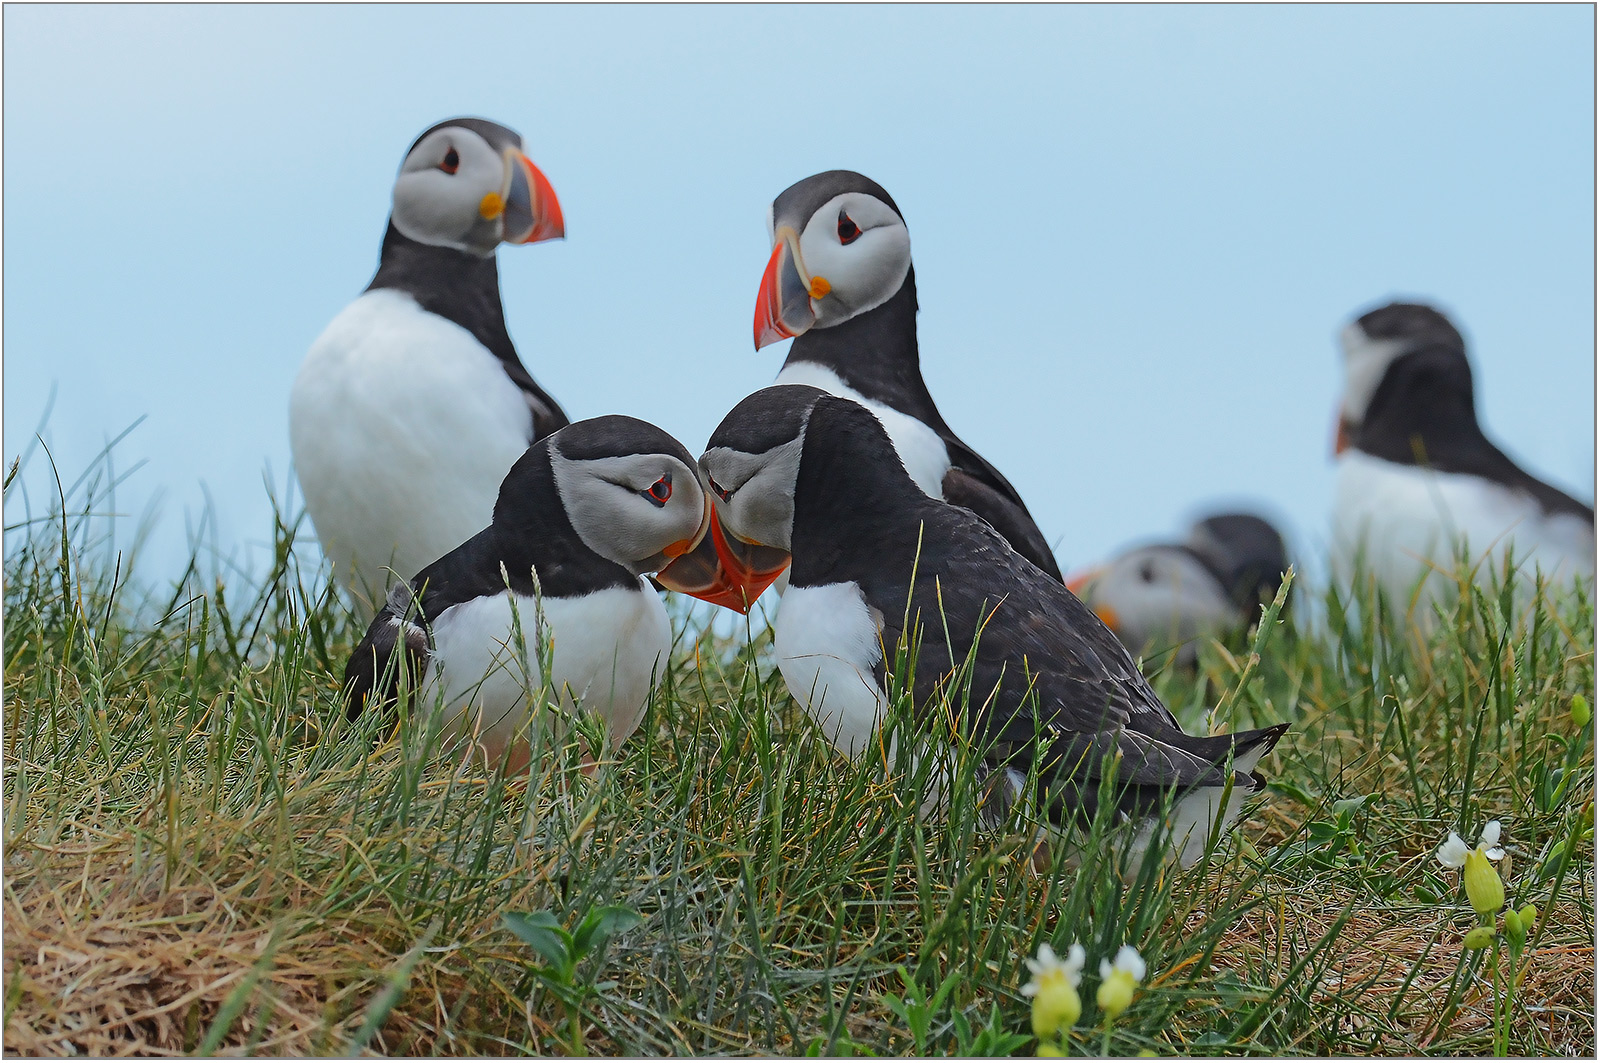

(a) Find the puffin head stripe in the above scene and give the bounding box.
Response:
[551,415,698,468]
[771,170,904,232]
[405,116,524,159]
[705,384,831,456]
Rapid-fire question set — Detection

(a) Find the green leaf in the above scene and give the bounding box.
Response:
[503,911,575,973]
[1331,794,1370,825]
[570,905,642,958]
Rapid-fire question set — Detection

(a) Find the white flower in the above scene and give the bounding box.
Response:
[1436,820,1505,868]
[1098,944,1147,983]
[1437,820,1508,916]
[1096,945,1146,1020]
[1022,942,1086,994]
[1023,942,1086,1039]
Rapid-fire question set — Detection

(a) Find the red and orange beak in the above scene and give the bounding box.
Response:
[500,150,564,244]
[655,507,791,613]
[754,227,817,350]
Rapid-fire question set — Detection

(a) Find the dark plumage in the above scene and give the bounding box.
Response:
[681,386,1286,864]
[1350,334,1591,523]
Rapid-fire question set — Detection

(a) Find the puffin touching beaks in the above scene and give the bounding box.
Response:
[345,416,709,772]
[1067,514,1291,665]
[752,171,1063,581]
[658,386,1286,868]
[291,117,568,609]
[1331,301,1594,611]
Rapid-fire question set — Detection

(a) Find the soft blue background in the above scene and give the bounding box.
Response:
[4,4,1594,589]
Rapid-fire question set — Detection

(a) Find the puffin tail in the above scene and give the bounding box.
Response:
[1228,722,1290,776]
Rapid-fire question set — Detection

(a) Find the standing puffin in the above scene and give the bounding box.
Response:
[345,416,709,771]
[291,117,568,609]
[1067,514,1291,664]
[1331,301,1594,610]
[752,171,1062,580]
[659,386,1286,868]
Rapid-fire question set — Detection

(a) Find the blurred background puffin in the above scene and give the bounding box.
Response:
[1067,513,1292,666]
[290,117,567,611]
[1330,300,1594,616]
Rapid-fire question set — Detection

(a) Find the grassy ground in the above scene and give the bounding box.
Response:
[3,463,1594,1056]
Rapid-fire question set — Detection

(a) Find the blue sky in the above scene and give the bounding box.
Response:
[4,4,1594,590]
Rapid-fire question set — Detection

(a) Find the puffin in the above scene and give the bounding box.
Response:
[1066,514,1291,665]
[752,170,1063,580]
[658,386,1287,868]
[291,117,569,609]
[345,415,709,771]
[1331,301,1594,610]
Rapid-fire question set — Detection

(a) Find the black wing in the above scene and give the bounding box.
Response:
[939,434,1063,581]
[499,359,570,443]
[1362,348,1593,524]
[344,582,432,722]
[870,504,1269,823]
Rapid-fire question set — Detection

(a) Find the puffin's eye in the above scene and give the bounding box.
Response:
[1138,561,1156,583]
[707,475,731,503]
[440,148,460,174]
[837,211,861,245]
[643,474,672,507]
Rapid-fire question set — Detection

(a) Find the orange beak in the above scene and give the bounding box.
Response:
[753,230,816,350]
[654,507,791,613]
[502,151,564,244]
[1333,414,1353,457]
[1065,566,1120,632]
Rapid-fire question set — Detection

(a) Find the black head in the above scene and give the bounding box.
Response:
[1339,300,1470,430]
[1353,302,1465,352]
[389,116,564,254]
[756,171,914,347]
[770,170,905,233]
[494,415,709,578]
[1185,513,1291,612]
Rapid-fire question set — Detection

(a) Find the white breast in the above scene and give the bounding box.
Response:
[774,362,952,497]
[423,580,671,766]
[289,289,535,607]
[774,582,888,759]
[1331,450,1595,613]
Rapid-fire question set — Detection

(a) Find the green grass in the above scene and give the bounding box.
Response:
[3,456,1593,1056]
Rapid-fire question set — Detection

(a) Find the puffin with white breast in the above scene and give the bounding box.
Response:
[752,171,1063,581]
[1331,301,1594,609]
[345,416,709,771]
[1067,513,1291,665]
[291,117,568,609]
[659,386,1286,868]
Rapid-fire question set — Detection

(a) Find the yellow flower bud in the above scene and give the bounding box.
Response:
[1037,1044,1067,1058]
[1097,968,1138,1021]
[1463,848,1505,915]
[1519,904,1538,926]
[1461,926,1495,950]
[1572,694,1591,729]
[1031,974,1082,1040]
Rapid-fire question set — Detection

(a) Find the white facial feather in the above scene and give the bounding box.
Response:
[550,452,708,573]
[391,126,508,254]
[1339,322,1409,424]
[701,435,806,550]
[796,192,912,328]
